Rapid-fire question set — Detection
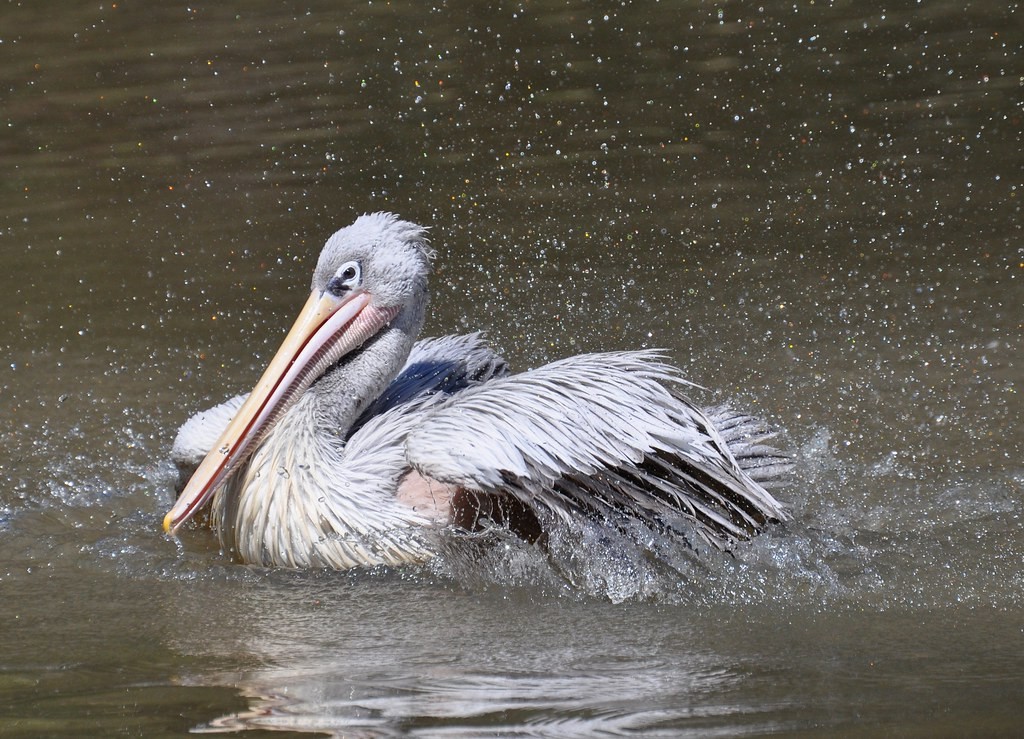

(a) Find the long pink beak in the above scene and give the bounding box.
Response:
[163,289,398,535]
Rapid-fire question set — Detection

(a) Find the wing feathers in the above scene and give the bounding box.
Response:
[351,333,508,437]
[406,351,788,549]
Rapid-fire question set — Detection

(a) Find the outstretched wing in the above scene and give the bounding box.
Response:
[704,405,794,487]
[405,351,789,548]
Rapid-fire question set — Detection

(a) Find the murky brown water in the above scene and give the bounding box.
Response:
[1,1,1021,736]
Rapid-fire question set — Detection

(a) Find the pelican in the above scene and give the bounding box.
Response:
[164,213,791,570]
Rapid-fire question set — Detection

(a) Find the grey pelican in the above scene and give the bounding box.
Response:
[164,213,791,570]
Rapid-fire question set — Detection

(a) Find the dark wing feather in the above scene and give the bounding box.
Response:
[406,351,790,550]
[349,333,508,438]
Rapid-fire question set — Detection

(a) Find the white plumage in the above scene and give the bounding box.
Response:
[167,213,791,570]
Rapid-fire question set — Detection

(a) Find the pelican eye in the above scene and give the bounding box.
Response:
[327,261,362,296]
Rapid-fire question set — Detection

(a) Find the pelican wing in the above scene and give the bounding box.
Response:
[170,394,248,490]
[704,405,795,487]
[405,351,789,548]
[350,333,508,436]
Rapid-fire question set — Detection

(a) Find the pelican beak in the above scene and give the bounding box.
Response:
[163,289,399,535]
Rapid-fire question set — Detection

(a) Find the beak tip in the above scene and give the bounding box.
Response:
[162,511,176,536]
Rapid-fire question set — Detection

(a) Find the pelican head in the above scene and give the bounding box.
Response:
[164,213,432,535]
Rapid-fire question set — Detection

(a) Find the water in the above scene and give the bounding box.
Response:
[1,1,1021,735]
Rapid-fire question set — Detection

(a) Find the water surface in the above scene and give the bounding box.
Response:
[1,1,1021,736]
